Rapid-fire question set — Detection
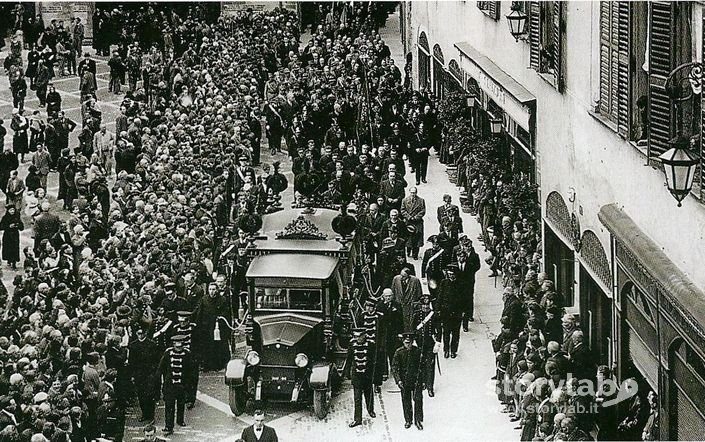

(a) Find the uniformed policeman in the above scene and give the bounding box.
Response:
[174,311,198,409]
[392,332,424,430]
[421,235,449,301]
[414,294,441,397]
[346,327,376,428]
[156,334,195,435]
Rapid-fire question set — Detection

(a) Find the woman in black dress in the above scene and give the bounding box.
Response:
[0,205,24,269]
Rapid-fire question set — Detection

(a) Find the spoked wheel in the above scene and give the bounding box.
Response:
[313,388,330,419]
[228,385,246,416]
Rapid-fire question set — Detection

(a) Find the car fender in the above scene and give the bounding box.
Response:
[309,363,332,390]
[225,359,247,386]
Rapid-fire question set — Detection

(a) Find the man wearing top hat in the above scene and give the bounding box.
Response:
[174,311,199,409]
[392,332,424,430]
[437,264,464,359]
[414,294,441,397]
[345,327,376,428]
[156,334,195,435]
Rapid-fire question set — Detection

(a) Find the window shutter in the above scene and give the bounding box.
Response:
[529,1,540,71]
[599,2,618,121]
[551,1,564,91]
[616,2,631,138]
[647,1,676,159]
[488,1,500,20]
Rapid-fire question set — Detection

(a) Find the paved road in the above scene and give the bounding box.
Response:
[0,8,517,442]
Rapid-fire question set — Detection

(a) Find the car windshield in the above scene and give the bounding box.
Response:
[256,288,322,311]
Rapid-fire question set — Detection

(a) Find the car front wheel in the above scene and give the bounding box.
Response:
[313,388,329,419]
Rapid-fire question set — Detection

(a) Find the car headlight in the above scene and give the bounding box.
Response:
[294,353,309,368]
[246,351,260,366]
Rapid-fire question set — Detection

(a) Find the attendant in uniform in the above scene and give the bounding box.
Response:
[156,335,195,435]
[421,235,449,301]
[174,311,198,408]
[437,264,464,359]
[357,300,385,392]
[413,294,441,397]
[129,327,159,424]
[346,328,376,428]
[376,288,402,382]
[392,332,424,430]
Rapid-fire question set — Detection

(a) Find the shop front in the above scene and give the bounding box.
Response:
[543,191,577,309]
[454,41,537,184]
[577,230,613,367]
[599,203,705,440]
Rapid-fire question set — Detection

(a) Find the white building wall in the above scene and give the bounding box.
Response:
[406,1,705,291]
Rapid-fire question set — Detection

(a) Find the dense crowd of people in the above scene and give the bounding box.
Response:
[435,92,658,440]
[0,2,660,441]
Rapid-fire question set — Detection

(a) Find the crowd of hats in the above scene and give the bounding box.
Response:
[0,7,302,442]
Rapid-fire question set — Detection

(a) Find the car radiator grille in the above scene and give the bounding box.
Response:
[261,345,297,367]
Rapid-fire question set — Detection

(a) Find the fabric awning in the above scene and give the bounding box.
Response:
[455,41,535,130]
[247,254,338,280]
[598,203,705,340]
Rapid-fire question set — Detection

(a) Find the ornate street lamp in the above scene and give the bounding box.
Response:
[506,2,529,42]
[661,62,702,206]
[659,137,698,207]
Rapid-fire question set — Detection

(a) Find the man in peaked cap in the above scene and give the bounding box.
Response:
[156,334,195,435]
[129,326,159,424]
[413,294,441,398]
[392,331,424,430]
[437,264,464,359]
[174,311,199,409]
[421,234,449,302]
[346,327,376,427]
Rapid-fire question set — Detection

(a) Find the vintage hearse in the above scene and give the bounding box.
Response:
[224,208,359,418]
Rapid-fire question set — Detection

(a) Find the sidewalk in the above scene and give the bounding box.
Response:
[375,9,517,442]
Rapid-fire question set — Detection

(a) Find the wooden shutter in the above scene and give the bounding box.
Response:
[529,1,541,71]
[488,1,500,20]
[551,1,564,91]
[599,2,618,122]
[616,2,631,138]
[647,1,675,159]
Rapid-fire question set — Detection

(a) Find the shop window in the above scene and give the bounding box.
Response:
[477,1,500,21]
[528,1,565,91]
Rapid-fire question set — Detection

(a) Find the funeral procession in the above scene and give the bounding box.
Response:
[0,0,703,441]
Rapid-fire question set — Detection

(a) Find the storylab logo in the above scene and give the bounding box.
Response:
[490,374,639,407]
